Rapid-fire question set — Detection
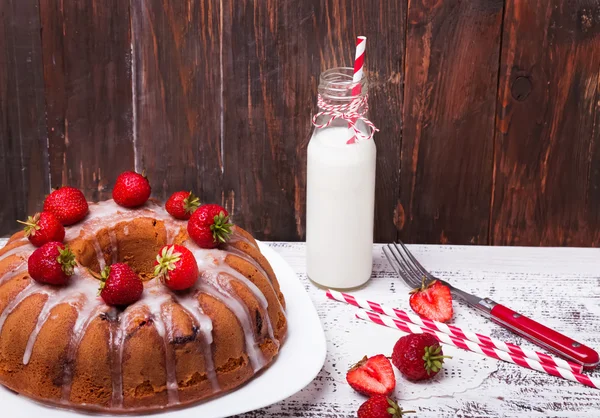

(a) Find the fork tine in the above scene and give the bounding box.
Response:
[382,246,403,277]
[383,245,416,286]
[395,241,436,281]
[385,244,422,288]
[390,242,423,280]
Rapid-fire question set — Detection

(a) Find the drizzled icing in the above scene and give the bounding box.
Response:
[0,199,281,411]
[108,229,118,264]
[92,238,106,270]
[0,260,27,286]
[224,243,286,316]
[175,293,220,391]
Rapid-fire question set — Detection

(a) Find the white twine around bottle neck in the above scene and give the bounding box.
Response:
[312,94,379,143]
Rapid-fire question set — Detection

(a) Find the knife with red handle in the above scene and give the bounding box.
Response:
[439,280,600,369]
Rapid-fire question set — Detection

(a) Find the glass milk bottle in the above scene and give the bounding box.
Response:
[306,67,377,289]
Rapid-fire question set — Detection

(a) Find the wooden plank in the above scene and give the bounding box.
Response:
[40,0,133,201]
[491,0,600,246]
[0,0,48,235]
[399,0,504,244]
[130,0,223,202]
[222,0,405,241]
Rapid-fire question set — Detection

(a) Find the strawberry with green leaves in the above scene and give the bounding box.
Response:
[357,396,414,418]
[166,191,200,220]
[28,242,76,285]
[154,244,199,290]
[18,212,65,247]
[391,333,451,381]
[187,204,233,249]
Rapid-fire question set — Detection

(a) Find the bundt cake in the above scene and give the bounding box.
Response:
[0,199,287,412]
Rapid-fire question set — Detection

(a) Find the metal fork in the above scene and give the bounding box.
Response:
[382,240,600,368]
[383,241,484,309]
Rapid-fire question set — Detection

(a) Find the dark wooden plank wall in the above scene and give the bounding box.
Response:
[0,0,599,246]
[0,0,49,230]
[491,0,600,246]
[399,0,503,245]
[40,0,134,201]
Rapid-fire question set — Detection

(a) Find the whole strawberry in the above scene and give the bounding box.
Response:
[28,241,76,285]
[357,396,414,418]
[154,244,199,290]
[187,204,233,249]
[112,171,151,208]
[391,333,451,381]
[98,263,143,306]
[43,186,89,225]
[346,354,396,397]
[18,212,65,247]
[409,277,453,323]
[165,191,200,220]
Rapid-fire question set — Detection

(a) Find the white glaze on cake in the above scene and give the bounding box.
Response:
[108,229,118,264]
[0,199,282,411]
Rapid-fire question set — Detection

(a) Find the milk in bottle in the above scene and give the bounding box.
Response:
[306,67,377,289]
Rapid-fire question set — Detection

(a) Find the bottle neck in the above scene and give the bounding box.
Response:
[317,67,369,114]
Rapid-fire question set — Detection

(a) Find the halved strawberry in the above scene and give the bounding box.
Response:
[346,354,396,397]
[409,277,453,323]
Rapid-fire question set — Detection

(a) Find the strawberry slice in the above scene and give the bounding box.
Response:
[409,278,453,323]
[346,354,396,397]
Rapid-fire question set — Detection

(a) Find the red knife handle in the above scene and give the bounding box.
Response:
[490,304,599,369]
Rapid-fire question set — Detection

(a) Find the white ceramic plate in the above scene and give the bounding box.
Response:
[0,241,327,417]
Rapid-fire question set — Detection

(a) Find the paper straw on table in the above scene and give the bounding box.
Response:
[326,289,582,374]
[355,309,599,390]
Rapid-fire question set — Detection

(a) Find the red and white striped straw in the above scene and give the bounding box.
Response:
[326,289,582,374]
[351,36,366,96]
[347,36,367,145]
[355,309,599,390]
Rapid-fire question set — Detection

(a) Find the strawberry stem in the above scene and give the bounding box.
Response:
[409,276,437,294]
[97,265,112,295]
[183,191,201,214]
[87,268,102,280]
[349,356,368,371]
[153,245,182,282]
[210,211,233,244]
[423,345,452,375]
[57,246,77,276]
[386,398,415,417]
[17,213,41,237]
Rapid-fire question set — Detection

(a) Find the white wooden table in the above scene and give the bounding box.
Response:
[237,242,600,418]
